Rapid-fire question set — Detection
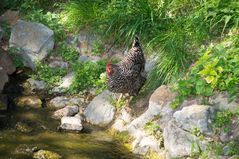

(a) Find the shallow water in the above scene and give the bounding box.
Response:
[0,107,139,159]
[0,70,140,159]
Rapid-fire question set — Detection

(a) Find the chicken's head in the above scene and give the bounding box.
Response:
[106,61,114,76]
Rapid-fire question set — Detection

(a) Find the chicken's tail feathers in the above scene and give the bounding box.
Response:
[132,36,140,47]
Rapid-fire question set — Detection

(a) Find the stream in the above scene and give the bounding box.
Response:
[0,71,139,159]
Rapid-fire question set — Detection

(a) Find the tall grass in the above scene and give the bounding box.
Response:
[61,0,238,91]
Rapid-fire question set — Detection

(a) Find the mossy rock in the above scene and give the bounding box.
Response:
[14,95,42,108]
[33,150,62,159]
[15,122,33,133]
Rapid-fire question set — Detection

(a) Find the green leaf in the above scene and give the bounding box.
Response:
[205,76,215,83]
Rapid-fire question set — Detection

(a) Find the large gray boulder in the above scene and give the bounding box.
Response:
[163,120,202,158]
[9,20,54,69]
[173,105,214,135]
[0,67,8,93]
[128,85,175,130]
[84,90,116,126]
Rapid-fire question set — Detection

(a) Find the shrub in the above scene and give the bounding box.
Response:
[172,34,239,108]
[0,22,11,40]
[57,43,79,62]
[68,60,107,93]
[32,62,67,87]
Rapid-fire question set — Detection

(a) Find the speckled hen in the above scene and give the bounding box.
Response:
[106,36,146,96]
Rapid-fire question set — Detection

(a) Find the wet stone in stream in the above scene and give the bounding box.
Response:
[15,95,42,108]
[15,121,33,133]
[14,144,39,156]
[33,150,62,159]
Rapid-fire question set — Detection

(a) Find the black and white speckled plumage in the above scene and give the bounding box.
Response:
[106,37,146,96]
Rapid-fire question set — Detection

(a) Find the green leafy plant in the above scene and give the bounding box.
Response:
[57,43,79,62]
[68,60,107,93]
[226,141,239,156]
[0,22,11,40]
[144,116,163,144]
[172,34,239,108]
[31,61,67,87]
[144,121,160,135]
[214,109,235,132]
[92,41,104,56]
[95,72,107,94]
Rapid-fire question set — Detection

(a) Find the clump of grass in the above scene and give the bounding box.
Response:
[60,0,108,32]
[108,129,133,150]
[144,150,165,159]
[109,96,127,110]
[213,109,237,133]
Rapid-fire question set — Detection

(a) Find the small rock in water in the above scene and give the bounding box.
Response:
[59,116,83,131]
[33,150,62,159]
[52,105,79,119]
[14,144,38,155]
[48,96,83,109]
[15,95,42,108]
[15,122,33,133]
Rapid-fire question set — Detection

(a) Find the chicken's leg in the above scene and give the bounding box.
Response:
[117,93,123,106]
